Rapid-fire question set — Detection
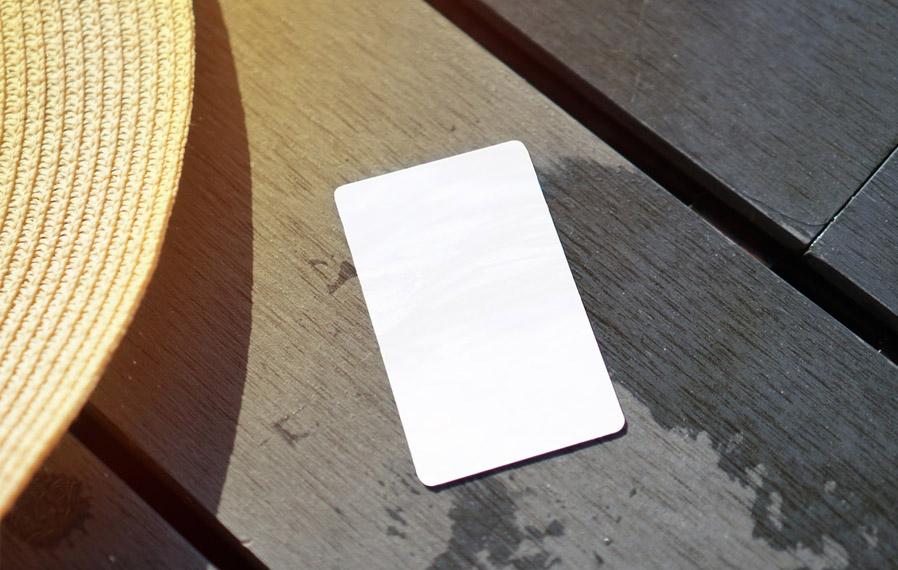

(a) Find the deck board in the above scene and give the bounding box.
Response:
[460,0,898,249]
[808,149,898,332]
[81,0,898,568]
[0,435,209,570]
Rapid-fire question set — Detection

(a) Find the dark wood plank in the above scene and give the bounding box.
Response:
[0,434,209,569]
[85,0,898,568]
[458,0,898,249]
[808,148,898,331]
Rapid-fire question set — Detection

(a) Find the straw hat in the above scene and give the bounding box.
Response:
[0,0,194,515]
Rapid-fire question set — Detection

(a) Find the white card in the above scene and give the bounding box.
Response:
[335,141,625,486]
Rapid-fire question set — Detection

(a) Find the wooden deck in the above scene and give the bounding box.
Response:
[3,0,897,568]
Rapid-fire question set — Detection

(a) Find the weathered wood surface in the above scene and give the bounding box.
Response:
[84,0,898,568]
[458,0,898,249]
[808,149,898,332]
[0,434,209,569]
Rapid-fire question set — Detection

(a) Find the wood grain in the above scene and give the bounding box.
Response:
[84,0,898,568]
[808,148,898,331]
[459,0,898,249]
[0,434,208,569]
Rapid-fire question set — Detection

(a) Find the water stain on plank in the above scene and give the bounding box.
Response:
[536,157,898,569]
[428,478,563,570]
[4,471,91,549]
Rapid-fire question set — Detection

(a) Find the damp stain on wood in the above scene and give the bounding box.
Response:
[4,471,91,549]
[428,478,564,570]
[534,157,898,568]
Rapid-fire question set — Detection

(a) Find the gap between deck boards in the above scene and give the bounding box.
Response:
[69,405,269,570]
[425,0,898,362]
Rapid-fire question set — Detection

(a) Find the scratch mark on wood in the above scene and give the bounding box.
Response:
[636,0,649,37]
[631,0,649,103]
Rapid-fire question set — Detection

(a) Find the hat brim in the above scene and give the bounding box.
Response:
[0,0,195,515]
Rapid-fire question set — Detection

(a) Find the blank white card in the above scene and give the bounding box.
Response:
[335,141,625,486]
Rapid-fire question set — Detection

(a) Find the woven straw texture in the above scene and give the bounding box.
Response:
[0,0,194,515]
